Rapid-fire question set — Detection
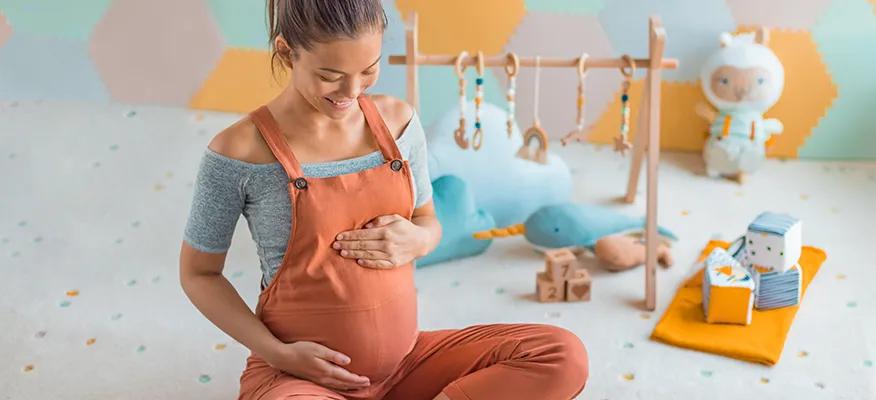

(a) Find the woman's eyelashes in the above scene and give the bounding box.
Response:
[319,74,342,82]
[318,69,377,83]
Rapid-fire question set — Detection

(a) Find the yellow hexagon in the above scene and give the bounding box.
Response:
[735,26,837,158]
[190,48,290,113]
[395,0,526,55]
[590,28,837,159]
[588,80,710,152]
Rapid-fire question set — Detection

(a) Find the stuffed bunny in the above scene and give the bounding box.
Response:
[696,28,785,183]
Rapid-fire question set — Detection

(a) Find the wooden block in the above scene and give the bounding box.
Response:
[536,271,564,302]
[565,269,592,302]
[545,248,578,282]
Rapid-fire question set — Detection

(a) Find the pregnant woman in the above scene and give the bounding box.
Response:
[179,1,588,398]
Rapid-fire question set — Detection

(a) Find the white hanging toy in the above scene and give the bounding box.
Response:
[516,55,550,164]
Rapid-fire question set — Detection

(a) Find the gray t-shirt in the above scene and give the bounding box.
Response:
[183,110,432,287]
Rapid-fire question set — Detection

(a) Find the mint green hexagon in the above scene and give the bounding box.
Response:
[801,0,876,159]
[0,0,110,40]
[206,0,270,49]
[525,0,606,15]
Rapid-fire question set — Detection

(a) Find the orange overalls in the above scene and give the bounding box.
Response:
[238,95,589,400]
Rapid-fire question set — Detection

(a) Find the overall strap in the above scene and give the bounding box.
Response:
[250,105,304,180]
[357,95,403,161]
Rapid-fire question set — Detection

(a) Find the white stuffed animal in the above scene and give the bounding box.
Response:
[696,28,785,183]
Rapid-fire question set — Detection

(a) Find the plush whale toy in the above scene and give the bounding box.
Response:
[473,203,677,271]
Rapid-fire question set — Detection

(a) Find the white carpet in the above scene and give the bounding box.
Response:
[2,100,874,399]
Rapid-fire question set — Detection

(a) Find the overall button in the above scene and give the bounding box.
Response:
[293,177,308,190]
[390,159,403,171]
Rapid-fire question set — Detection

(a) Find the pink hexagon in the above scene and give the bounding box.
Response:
[501,12,619,141]
[726,0,832,29]
[90,0,223,105]
[0,13,12,47]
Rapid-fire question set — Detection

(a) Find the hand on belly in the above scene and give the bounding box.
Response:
[262,340,371,392]
[333,213,427,269]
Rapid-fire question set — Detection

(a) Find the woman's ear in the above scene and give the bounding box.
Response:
[273,36,295,69]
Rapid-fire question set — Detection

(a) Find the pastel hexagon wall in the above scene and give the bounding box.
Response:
[90,0,223,105]
[1,0,111,40]
[502,12,618,143]
[800,0,876,159]
[0,0,874,159]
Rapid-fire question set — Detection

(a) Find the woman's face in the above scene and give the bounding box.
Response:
[283,30,383,119]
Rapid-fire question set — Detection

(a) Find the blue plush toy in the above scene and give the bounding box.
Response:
[473,203,678,271]
[417,175,495,267]
[426,101,572,227]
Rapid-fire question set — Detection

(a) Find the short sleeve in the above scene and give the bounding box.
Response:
[404,110,433,208]
[182,149,249,253]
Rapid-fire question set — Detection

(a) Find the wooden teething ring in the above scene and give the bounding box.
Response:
[614,54,636,155]
[517,125,549,164]
[561,52,590,146]
[453,51,470,149]
[504,52,520,138]
[516,56,549,164]
[471,51,486,151]
[620,54,636,79]
[504,52,520,77]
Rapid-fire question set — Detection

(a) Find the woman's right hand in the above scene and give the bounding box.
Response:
[264,341,371,391]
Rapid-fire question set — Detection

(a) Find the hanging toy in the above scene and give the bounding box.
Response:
[613,54,635,156]
[516,55,550,164]
[504,52,520,138]
[453,51,470,150]
[472,51,486,150]
[561,52,589,146]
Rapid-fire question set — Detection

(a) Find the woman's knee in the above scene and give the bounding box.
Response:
[540,325,589,384]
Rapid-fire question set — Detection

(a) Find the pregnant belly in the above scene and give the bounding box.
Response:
[262,290,418,382]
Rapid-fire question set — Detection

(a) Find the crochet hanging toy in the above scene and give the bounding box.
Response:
[473,203,677,272]
[696,27,785,183]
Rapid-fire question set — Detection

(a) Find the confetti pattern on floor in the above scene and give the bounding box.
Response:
[2,101,875,399]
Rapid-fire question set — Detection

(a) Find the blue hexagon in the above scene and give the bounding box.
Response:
[1,0,110,41]
[525,0,606,15]
[599,0,735,81]
[801,0,876,159]
[0,34,109,101]
[205,0,269,49]
[370,0,408,100]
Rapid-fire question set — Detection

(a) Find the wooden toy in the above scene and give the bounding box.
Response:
[516,55,549,164]
[544,247,579,282]
[537,247,590,303]
[389,13,677,310]
[613,54,635,156]
[472,51,485,150]
[453,51,470,150]
[565,269,592,302]
[504,52,519,138]
[561,52,589,146]
[536,271,564,302]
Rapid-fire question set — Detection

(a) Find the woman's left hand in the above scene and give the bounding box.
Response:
[333,214,427,269]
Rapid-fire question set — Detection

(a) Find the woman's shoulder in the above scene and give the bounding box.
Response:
[207,115,277,165]
[370,94,415,141]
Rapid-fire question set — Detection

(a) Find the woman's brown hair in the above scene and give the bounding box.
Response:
[267,0,388,77]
